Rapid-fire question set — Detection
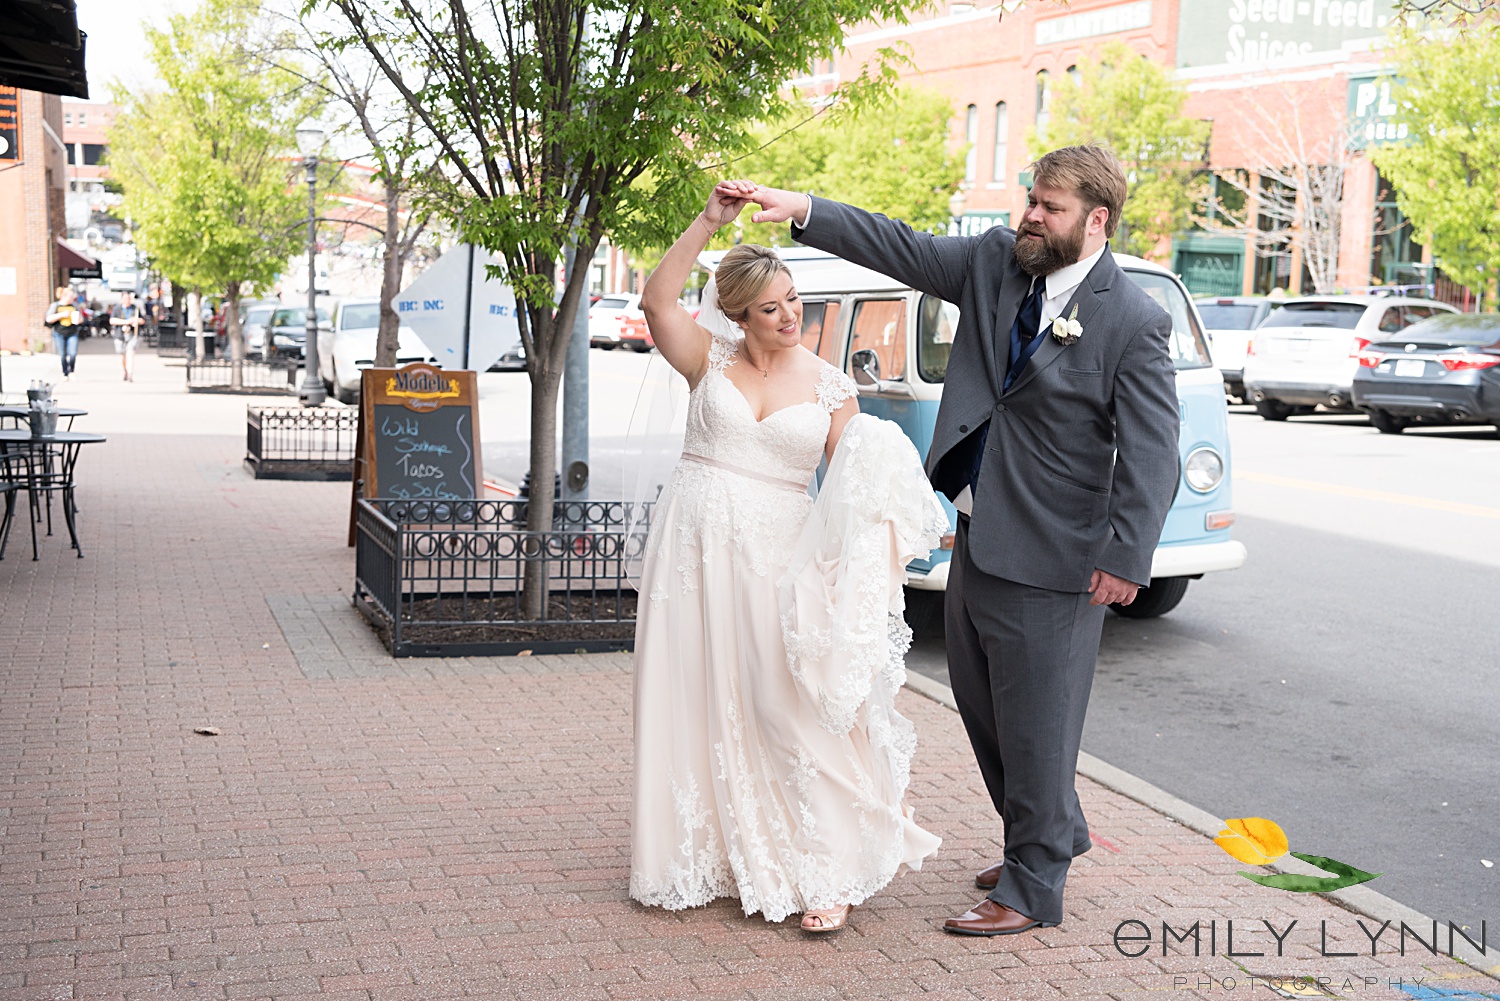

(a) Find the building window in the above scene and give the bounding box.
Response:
[82,143,106,166]
[1066,64,1081,86]
[77,112,86,126]
[1035,71,1051,141]
[1371,170,1424,286]
[964,104,978,184]
[64,112,72,126]
[991,102,1008,184]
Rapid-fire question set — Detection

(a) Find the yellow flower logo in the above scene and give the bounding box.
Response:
[1213,816,1380,893]
[1214,817,1289,866]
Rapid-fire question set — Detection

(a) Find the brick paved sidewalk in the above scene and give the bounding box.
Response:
[1,356,1494,1000]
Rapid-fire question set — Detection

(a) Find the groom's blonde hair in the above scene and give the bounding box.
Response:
[1027,143,1128,238]
[714,244,792,322]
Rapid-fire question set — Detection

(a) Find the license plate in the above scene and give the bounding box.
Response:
[1394,359,1426,378]
[1287,339,1310,353]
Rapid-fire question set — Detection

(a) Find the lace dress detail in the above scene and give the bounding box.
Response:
[630,331,942,922]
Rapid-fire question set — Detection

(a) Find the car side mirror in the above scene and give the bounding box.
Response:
[851,349,880,386]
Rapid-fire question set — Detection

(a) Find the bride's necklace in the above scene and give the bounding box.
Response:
[740,345,774,380]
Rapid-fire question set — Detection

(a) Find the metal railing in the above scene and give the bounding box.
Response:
[186,357,298,394]
[246,406,358,480]
[352,497,649,657]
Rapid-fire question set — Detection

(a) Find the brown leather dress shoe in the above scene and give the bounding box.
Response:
[943,899,1055,936]
[974,860,1004,890]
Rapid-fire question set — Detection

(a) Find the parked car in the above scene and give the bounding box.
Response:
[266,305,330,359]
[105,264,139,293]
[488,339,527,372]
[589,294,642,349]
[619,316,655,352]
[1242,295,1459,421]
[1195,296,1279,400]
[239,299,282,359]
[1352,312,1500,435]
[698,247,1246,620]
[316,298,437,403]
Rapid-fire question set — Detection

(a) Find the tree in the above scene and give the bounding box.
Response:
[319,0,919,616]
[272,12,435,369]
[1204,91,1360,294]
[703,86,963,250]
[1030,41,1209,261]
[109,0,316,382]
[1370,21,1500,300]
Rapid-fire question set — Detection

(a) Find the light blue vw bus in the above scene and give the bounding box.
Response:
[701,247,1246,619]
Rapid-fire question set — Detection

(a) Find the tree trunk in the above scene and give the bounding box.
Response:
[522,362,563,620]
[375,177,402,368]
[191,287,206,361]
[225,281,244,388]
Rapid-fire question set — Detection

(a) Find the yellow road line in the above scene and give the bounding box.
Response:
[1235,470,1500,521]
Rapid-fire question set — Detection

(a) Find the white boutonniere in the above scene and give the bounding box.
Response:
[1051,304,1083,345]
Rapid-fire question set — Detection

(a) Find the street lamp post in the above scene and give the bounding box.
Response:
[948,189,968,238]
[295,122,327,407]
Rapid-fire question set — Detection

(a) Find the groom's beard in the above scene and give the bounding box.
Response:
[1013,215,1088,277]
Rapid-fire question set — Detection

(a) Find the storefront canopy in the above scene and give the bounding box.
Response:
[56,238,99,278]
[1,0,89,99]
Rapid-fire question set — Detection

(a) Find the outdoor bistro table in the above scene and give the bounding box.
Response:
[0,430,107,560]
[0,406,88,432]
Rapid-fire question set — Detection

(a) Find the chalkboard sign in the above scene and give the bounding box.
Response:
[355,363,482,501]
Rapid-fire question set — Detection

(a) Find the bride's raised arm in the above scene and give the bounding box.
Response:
[641,181,755,388]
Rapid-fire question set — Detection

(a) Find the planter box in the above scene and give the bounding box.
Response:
[245,406,357,480]
[352,497,649,657]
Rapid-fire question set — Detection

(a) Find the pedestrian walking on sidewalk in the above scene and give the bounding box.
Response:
[110,291,145,382]
[44,286,83,380]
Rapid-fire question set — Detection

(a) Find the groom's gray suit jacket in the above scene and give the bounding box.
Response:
[794,197,1179,592]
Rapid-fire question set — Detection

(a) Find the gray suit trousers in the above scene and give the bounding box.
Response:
[945,516,1105,926]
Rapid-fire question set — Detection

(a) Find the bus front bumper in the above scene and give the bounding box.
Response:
[904,540,1246,591]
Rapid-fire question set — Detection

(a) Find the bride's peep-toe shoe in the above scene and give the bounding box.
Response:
[801,904,853,934]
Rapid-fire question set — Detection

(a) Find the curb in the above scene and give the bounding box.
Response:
[902,670,1499,980]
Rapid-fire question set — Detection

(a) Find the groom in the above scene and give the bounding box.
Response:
[749,143,1179,935]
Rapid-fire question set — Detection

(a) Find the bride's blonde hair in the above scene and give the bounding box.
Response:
[713,245,792,322]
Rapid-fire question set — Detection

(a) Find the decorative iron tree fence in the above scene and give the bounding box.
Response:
[352,497,649,657]
[186,358,298,394]
[246,406,358,480]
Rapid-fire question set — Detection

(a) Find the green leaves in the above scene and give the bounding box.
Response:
[109,0,317,295]
[1370,21,1500,299]
[1239,852,1383,893]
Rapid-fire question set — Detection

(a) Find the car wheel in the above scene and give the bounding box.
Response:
[332,363,357,405]
[1254,399,1291,421]
[1110,577,1190,619]
[1369,410,1408,435]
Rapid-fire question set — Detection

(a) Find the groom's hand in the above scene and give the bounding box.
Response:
[1089,569,1139,607]
[749,186,812,227]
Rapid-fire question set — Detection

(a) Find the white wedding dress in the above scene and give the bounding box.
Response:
[629,327,948,922]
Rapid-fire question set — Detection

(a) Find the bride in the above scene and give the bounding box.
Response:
[629,180,946,932]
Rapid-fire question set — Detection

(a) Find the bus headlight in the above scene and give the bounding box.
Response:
[1184,447,1225,493]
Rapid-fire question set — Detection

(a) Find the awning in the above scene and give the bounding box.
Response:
[0,0,89,99]
[56,238,99,276]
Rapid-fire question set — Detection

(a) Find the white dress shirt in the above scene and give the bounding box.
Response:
[952,241,1109,516]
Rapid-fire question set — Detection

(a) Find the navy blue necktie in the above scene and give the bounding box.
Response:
[1004,279,1046,393]
[959,278,1047,504]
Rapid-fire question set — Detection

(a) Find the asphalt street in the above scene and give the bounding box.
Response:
[909,407,1500,925]
[474,350,1499,924]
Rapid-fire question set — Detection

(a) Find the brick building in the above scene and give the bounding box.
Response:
[812,0,1429,299]
[0,87,72,353]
